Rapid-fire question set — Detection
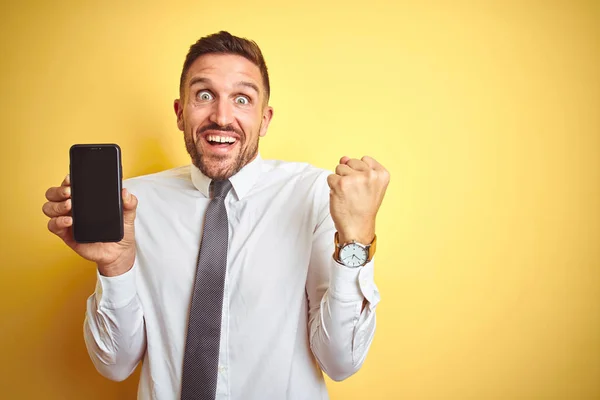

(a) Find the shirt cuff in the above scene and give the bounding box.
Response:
[329,257,380,307]
[95,260,138,309]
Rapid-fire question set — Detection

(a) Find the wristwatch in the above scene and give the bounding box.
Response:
[333,232,377,268]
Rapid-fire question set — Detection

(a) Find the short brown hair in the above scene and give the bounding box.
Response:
[179,31,270,102]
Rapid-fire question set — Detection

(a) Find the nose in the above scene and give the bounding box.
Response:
[209,98,234,127]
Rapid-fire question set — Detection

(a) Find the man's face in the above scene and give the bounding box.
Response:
[174,53,273,180]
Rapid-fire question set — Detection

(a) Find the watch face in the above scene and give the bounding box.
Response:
[339,243,368,267]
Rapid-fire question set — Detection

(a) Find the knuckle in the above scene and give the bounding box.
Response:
[338,177,348,190]
[359,172,373,185]
[43,201,58,217]
[382,169,391,182]
[52,201,63,215]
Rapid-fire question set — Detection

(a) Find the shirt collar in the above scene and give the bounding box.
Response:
[190,153,263,200]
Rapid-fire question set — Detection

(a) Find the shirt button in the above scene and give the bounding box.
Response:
[218,365,226,373]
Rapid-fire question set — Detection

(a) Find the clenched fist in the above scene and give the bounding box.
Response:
[327,156,390,244]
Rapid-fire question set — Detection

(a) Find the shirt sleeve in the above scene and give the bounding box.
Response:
[306,173,381,381]
[83,259,146,382]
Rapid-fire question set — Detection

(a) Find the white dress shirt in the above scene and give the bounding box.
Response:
[83,154,380,400]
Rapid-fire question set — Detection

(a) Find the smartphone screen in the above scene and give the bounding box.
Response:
[69,144,123,243]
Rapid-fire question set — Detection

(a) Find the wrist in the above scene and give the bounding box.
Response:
[97,254,135,277]
[334,231,377,267]
[337,230,375,245]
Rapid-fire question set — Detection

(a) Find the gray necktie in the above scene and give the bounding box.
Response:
[181,179,232,400]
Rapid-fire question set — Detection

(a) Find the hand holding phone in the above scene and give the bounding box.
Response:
[42,144,138,277]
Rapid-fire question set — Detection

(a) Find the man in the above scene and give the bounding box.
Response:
[42,31,390,399]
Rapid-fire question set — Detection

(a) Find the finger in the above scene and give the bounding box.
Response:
[345,158,370,172]
[339,156,351,165]
[61,174,70,186]
[42,198,71,218]
[327,173,341,189]
[335,163,354,176]
[45,185,71,202]
[122,189,138,210]
[47,215,73,240]
[122,189,138,224]
[361,156,384,171]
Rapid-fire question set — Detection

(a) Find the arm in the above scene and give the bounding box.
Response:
[306,212,380,381]
[83,262,146,382]
[307,156,389,381]
[43,175,143,380]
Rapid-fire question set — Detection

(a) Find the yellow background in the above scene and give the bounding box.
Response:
[1,0,599,398]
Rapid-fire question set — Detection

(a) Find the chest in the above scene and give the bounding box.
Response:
[134,189,318,307]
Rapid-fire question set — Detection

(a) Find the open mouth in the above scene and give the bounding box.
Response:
[204,134,238,148]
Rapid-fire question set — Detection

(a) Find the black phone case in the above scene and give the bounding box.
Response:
[69,143,124,243]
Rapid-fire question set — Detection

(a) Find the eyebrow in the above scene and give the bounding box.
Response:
[235,81,260,95]
[188,77,260,95]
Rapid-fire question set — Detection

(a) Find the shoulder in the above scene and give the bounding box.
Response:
[258,159,331,209]
[261,159,331,186]
[123,165,195,194]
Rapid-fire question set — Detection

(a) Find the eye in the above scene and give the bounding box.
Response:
[235,96,249,105]
[197,91,213,101]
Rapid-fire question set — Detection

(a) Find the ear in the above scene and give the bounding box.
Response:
[174,99,184,131]
[259,106,274,138]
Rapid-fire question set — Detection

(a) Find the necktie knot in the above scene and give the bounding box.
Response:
[212,179,232,199]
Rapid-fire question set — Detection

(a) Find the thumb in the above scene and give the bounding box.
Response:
[122,189,138,226]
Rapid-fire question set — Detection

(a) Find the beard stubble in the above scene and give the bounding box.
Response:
[184,122,261,180]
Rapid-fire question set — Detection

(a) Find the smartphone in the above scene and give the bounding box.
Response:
[69,144,124,243]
